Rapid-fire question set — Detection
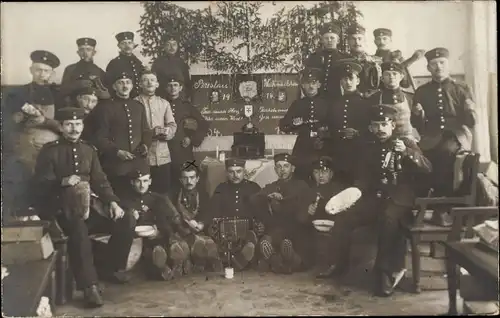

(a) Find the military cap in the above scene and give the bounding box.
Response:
[373,28,392,37]
[109,70,133,84]
[312,156,334,171]
[346,23,366,35]
[381,61,404,74]
[75,86,97,97]
[128,162,151,179]
[76,37,97,47]
[369,104,398,122]
[30,50,60,69]
[274,153,295,165]
[320,23,341,36]
[162,72,184,85]
[225,158,246,169]
[115,31,134,43]
[335,59,363,77]
[425,47,449,62]
[55,107,86,121]
[299,68,323,83]
[162,34,179,43]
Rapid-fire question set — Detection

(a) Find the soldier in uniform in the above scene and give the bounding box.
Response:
[164,73,210,192]
[152,35,192,101]
[92,70,153,198]
[76,86,100,143]
[106,32,145,98]
[369,61,420,142]
[171,163,223,273]
[3,50,62,216]
[372,28,425,90]
[326,59,370,183]
[207,159,262,271]
[411,47,477,226]
[135,70,177,195]
[346,23,381,96]
[251,153,312,274]
[33,107,135,308]
[304,23,348,100]
[327,104,432,296]
[299,156,352,277]
[60,37,109,106]
[120,163,191,281]
[279,68,330,182]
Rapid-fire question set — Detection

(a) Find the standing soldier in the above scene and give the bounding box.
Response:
[152,35,192,101]
[92,70,153,197]
[328,104,432,296]
[106,31,145,99]
[346,23,381,96]
[411,48,477,226]
[3,50,62,216]
[304,23,347,100]
[279,68,330,182]
[369,61,420,142]
[164,73,209,192]
[251,153,311,274]
[207,159,262,271]
[373,28,425,90]
[326,59,369,183]
[60,37,109,106]
[75,86,99,143]
[33,107,135,307]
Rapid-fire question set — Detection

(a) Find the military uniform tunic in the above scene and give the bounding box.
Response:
[60,60,107,100]
[209,180,261,220]
[92,98,153,178]
[374,49,411,89]
[105,53,145,98]
[304,49,348,100]
[152,55,192,100]
[279,95,330,178]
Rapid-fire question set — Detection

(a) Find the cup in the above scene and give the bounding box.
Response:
[224,267,234,279]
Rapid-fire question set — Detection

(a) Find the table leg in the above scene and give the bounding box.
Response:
[445,250,458,315]
[50,269,57,315]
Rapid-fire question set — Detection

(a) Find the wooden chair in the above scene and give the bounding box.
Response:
[404,152,481,293]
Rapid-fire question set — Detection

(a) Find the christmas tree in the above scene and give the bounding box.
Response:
[139,1,362,73]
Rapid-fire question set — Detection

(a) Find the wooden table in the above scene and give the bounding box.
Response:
[443,241,498,315]
[2,250,59,317]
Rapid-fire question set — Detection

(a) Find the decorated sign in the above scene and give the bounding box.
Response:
[191,74,300,136]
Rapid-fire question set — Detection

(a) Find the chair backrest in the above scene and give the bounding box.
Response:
[448,206,499,242]
[455,152,480,205]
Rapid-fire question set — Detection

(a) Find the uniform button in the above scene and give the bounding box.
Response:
[438,100,442,103]
[393,95,397,99]
[438,93,443,97]
[236,195,239,199]
[129,130,133,134]
[440,125,445,129]
[124,104,127,107]
[441,118,445,122]
[131,141,134,144]
[73,148,77,152]
[236,190,239,194]
[344,109,347,112]
[75,162,79,166]
[236,209,239,212]
[345,100,349,103]
[437,88,442,92]
[439,106,444,110]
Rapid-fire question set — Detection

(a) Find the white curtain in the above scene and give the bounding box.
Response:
[464,0,497,163]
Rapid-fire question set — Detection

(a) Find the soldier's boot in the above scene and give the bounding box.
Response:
[280,239,299,274]
[159,265,175,281]
[205,240,223,272]
[269,254,287,274]
[169,241,187,279]
[231,242,255,271]
[83,284,104,308]
[151,245,168,269]
[191,238,207,273]
[257,237,275,272]
[375,270,395,297]
[183,259,193,276]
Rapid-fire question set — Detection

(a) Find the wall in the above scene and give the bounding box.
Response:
[1,1,468,85]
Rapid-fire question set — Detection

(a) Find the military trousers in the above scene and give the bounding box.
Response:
[150,163,172,195]
[57,205,136,289]
[329,195,412,274]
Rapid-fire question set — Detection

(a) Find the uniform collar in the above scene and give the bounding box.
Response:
[432,77,452,85]
[383,87,402,94]
[119,52,135,59]
[77,59,94,65]
[60,137,82,145]
[343,90,360,97]
[167,96,182,103]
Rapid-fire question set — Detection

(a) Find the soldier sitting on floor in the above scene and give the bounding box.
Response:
[206,158,262,271]
[120,163,190,281]
[171,162,223,273]
[251,153,311,274]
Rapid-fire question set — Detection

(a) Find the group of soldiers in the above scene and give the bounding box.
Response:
[2,20,478,310]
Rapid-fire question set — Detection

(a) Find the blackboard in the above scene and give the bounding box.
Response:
[191,73,300,136]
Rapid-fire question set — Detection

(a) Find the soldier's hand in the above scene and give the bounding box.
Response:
[83,209,90,220]
[117,150,135,161]
[61,175,81,187]
[268,192,283,200]
[137,144,148,157]
[413,103,424,116]
[292,117,304,126]
[181,137,191,148]
[412,49,426,60]
[255,221,265,236]
[109,202,125,221]
[393,139,407,152]
[133,210,140,220]
[196,221,205,232]
[342,128,359,139]
[307,202,318,216]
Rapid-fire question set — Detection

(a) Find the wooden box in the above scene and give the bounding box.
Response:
[2,233,54,265]
[2,220,48,243]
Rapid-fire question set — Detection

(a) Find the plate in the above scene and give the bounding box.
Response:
[312,219,335,232]
[135,225,157,237]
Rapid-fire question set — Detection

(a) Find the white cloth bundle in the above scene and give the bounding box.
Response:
[325,187,362,216]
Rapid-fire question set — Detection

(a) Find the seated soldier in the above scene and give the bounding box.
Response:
[120,163,190,281]
[327,104,432,297]
[251,153,311,274]
[207,158,262,271]
[171,162,223,273]
[296,156,354,278]
[32,107,135,308]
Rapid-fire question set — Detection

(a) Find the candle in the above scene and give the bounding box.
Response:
[271,148,275,157]
[216,145,219,159]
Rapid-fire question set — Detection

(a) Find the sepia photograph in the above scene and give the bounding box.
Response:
[1,1,498,317]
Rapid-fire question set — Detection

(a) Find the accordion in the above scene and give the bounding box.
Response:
[211,217,254,244]
[231,132,265,159]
